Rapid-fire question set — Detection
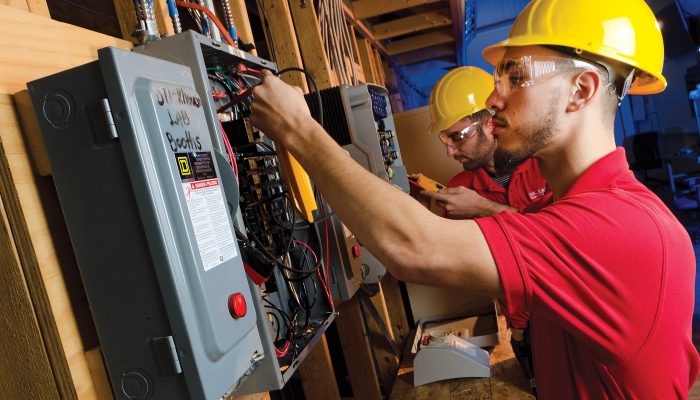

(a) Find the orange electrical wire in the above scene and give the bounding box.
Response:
[175,0,236,47]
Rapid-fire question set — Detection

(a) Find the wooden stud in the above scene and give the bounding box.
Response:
[357,38,378,84]
[373,9,452,41]
[351,0,442,20]
[255,0,307,89]
[364,287,400,395]
[0,0,28,11]
[382,61,398,91]
[0,189,61,400]
[228,0,257,55]
[27,0,49,17]
[0,5,133,94]
[380,274,410,349]
[341,2,388,57]
[297,336,342,400]
[336,297,383,400]
[373,49,385,86]
[386,28,454,56]
[13,91,51,177]
[449,0,466,65]
[288,0,335,90]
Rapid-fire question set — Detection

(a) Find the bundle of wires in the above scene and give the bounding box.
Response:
[319,0,357,85]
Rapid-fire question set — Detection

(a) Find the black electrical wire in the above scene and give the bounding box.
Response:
[276,67,324,128]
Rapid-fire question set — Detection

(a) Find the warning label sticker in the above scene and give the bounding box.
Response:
[176,152,237,271]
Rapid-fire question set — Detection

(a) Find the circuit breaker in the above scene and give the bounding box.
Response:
[28,47,263,400]
[136,31,336,394]
[307,84,409,284]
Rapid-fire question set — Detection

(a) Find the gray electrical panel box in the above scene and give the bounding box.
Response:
[136,31,336,394]
[307,84,409,284]
[316,199,363,300]
[28,47,263,400]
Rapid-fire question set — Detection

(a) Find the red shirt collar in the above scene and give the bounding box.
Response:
[561,148,629,199]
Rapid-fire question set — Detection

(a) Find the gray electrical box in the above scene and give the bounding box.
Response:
[316,199,363,300]
[136,31,336,394]
[307,84,409,284]
[28,47,263,400]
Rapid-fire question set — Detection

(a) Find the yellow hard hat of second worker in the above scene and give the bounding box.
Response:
[482,0,666,95]
[428,66,493,134]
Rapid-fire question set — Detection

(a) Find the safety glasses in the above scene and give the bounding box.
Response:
[493,55,615,97]
[438,120,483,147]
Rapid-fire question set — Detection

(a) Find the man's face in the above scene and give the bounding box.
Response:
[486,46,569,174]
[441,116,496,171]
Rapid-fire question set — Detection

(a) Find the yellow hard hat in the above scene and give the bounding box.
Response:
[482,0,666,95]
[428,66,493,134]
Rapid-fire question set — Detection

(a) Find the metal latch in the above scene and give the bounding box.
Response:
[151,336,182,376]
[100,98,119,141]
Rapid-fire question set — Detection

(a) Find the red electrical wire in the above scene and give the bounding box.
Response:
[218,119,238,178]
[293,239,318,262]
[175,1,236,47]
[274,339,290,358]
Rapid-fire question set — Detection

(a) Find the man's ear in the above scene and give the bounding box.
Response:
[566,70,599,113]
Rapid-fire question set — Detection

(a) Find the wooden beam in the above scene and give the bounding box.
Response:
[297,336,342,400]
[379,274,410,349]
[392,44,454,65]
[449,0,466,65]
[382,60,398,90]
[336,297,383,400]
[373,9,452,40]
[256,1,307,89]
[386,28,454,56]
[373,49,385,86]
[357,38,379,84]
[0,187,61,399]
[364,288,400,395]
[228,0,257,55]
[341,2,387,57]
[288,0,335,90]
[351,0,442,20]
[27,0,49,17]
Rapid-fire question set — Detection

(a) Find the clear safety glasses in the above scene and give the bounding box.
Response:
[493,55,620,98]
[438,119,486,147]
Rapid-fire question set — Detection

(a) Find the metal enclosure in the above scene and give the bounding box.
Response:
[136,31,336,394]
[316,198,363,300]
[28,47,263,400]
[307,84,409,284]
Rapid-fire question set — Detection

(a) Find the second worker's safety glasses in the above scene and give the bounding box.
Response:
[493,55,633,101]
[438,110,494,147]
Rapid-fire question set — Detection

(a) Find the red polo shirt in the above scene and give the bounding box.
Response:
[445,158,550,211]
[446,158,550,328]
[476,148,700,398]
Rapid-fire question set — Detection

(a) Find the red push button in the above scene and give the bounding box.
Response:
[351,245,361,258]
[228,293,247,319]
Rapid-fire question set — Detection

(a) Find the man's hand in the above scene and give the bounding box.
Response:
[408,174,432,209]
[423,186,517,218]
[250,70,316,149]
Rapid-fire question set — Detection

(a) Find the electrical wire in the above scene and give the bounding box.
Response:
[276,67,324,127]
[175,0,236,46]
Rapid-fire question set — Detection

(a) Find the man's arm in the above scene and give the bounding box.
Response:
[424,186,518,218]
[250,72,503,297]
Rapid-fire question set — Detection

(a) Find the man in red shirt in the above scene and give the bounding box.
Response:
[420,66,550,220]
[249,0,700,397]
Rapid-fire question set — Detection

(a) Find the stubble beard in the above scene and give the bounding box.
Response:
[493,95,560,175]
